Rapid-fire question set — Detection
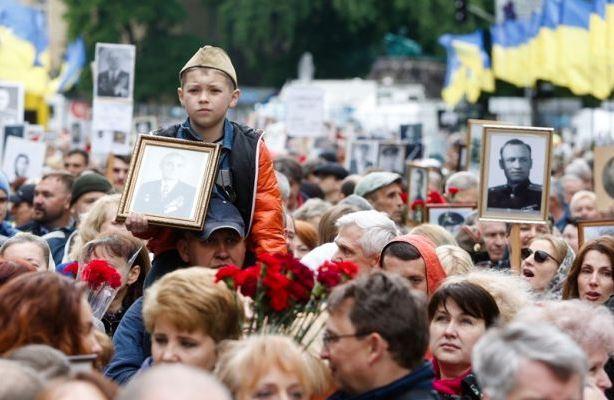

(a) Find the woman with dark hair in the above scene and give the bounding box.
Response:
[428,281,501,399]
[78,232,150,336]
[563,237,614,305]
[0,272,102,356]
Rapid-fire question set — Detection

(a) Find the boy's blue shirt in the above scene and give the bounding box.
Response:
[176,118,233,170]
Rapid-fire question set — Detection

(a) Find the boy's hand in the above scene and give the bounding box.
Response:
[125,213,149,235]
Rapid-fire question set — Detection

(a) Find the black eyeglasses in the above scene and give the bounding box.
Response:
[321,331,370,347]
[521,248,560,264]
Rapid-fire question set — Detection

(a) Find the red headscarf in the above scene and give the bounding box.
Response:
[380,234,447,295]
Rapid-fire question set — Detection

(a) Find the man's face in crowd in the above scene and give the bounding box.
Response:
[320,299,371,395]
[570,196,599,220]
[368,183,404,224]
[178,228,246,268]
[64,153,88,176]
[479,221,507,262]
[506,359,582,400]
[333,224,378,274]
[161,154,184,180]
[72,191,107,219]
[500,144,532,185]
[381,254,427,293]
[33,178,71,225]
[178,68,239,134]
[518,223,549,248]
[111,157,129,189]
[562,224,579,254]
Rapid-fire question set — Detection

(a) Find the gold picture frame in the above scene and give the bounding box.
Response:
[593,146,614,212]
[425,203,477,235]
[577,219,614,249]
[478,125,553,224]
[117,135,221,230]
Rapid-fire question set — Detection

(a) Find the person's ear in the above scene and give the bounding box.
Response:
[366,333,388,365]
[229,88,241,108]
[177,236,191,263]
[126,265,141,286]
[499,158,504,170]
[177,87,185,107]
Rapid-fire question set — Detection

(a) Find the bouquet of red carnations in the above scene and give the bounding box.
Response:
[66,259,122,320]
[215,253,358,345]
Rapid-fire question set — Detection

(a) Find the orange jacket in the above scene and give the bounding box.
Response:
[135,138,286,258]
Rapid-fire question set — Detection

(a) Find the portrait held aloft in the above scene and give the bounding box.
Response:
[95,43,135,99]
[593,146,614,212]
[426,203,476,236]
[479,125,553,223]
[377,143,406,174]
[117,135,221,230]
[347,140,378,175]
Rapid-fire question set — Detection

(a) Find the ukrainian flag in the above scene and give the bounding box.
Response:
[0,0,84,96]
[439,31,494,106]
[531,0,561,84]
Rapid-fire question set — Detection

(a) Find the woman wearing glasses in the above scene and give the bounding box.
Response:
[520,234,573,299]
[563,237,614,305]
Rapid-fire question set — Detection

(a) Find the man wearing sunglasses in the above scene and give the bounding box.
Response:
[320,272,437,399]
[487,139,542,211]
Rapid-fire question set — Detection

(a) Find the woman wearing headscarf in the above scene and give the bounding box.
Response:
[379,234,447,296]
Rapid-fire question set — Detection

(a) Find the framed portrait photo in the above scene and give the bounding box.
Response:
[377,142,406,174]
[478,125,553,223]
[117,135,221,230]
[593,146,614,212]
[426,203,476,236]
[578,219,614,248]
[94,43,136,100]
[0,81,24,126]
[133,116,158,136]
[467,119,511,173]
[1,136,46,181]
[406,163,430,205]
[346,139,378,175]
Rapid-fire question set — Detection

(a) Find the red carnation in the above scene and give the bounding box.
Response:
[81,259,122,290]
[335,261,359,279]
[448,186,459,196]
[410,199,425,210]
[236,266,261,298]
[268,288,290,311]
[215,265,242,283]
[400,191,409,204]
[64,261,79,276]
[427,191,447,204]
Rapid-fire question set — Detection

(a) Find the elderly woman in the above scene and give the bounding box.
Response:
[0,272,101,356]
[216,335,331,400]
[78,233,150,336]
[520,234,573,299]
[380,234,447,295]
[429,281,500,398]
[563,237,614,305]
[516,300,614,396]
[66,194,129,262]
[142,267,244,370]
[0,232,53,271]
[569,190,600,221]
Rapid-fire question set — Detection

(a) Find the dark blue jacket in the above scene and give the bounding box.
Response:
[327,362,438,400]
[104,298,150,384]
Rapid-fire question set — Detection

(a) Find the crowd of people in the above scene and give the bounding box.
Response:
[0,45,612,400]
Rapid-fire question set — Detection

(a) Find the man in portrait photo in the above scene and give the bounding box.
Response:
[603,157,614,198]
[487,138,542,211]
[14,154,29,179]
[97,48,130,98]
[379,145,403,173]
[411,168,426,201]
[350,142,374,174]
[132,152,197,218]
[0,86,20,125]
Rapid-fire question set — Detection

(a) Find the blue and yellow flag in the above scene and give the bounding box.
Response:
[439,31,494,106]
[0,0,84,96]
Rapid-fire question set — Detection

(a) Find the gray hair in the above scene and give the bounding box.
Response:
[274,171,291,202]
[473,322,587,400]
[118,364,231,400]
[444,171,478,193]
[564,158,592,182]
[293,198,332,221]
[5,345,70,380]
[335,210,398,257]
[0,360,44,400]
[569,190,596,209]
[0,232,52,271]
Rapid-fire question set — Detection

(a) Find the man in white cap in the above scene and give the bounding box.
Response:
[354,172,404,225]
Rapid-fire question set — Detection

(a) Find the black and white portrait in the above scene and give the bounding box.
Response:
[428,205,475,236]
[130,145,210,219]
[408,165,429,204]
[594,146,614,212]
[579,220,614,247]
[0,82,24,126]
[347,140,378,174]
[133,116,157,136]
[377,143,406,174]
[602,157,614,198]
[480,126,552,222]
[95,44,135,99]
[1,136,46,181]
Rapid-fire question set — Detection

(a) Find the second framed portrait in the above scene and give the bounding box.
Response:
[578,219,614,248]
[346,139,378,175]
[594,146,614,212]
[406,163,429,205]
[117,135,221,229]
[426,203,476,236]
[478,125,553,223]
[377,141,406,174]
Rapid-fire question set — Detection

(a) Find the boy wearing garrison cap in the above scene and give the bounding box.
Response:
[127,46,286,281]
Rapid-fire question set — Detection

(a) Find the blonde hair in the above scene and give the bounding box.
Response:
[435,245,473,276]
[0,233,52,271]
[69,194,121,260]
[443,269,534,323]
[142,267,244,341]
[215,335,332,399]
[530,234,568,265]
[410,224,458,247]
